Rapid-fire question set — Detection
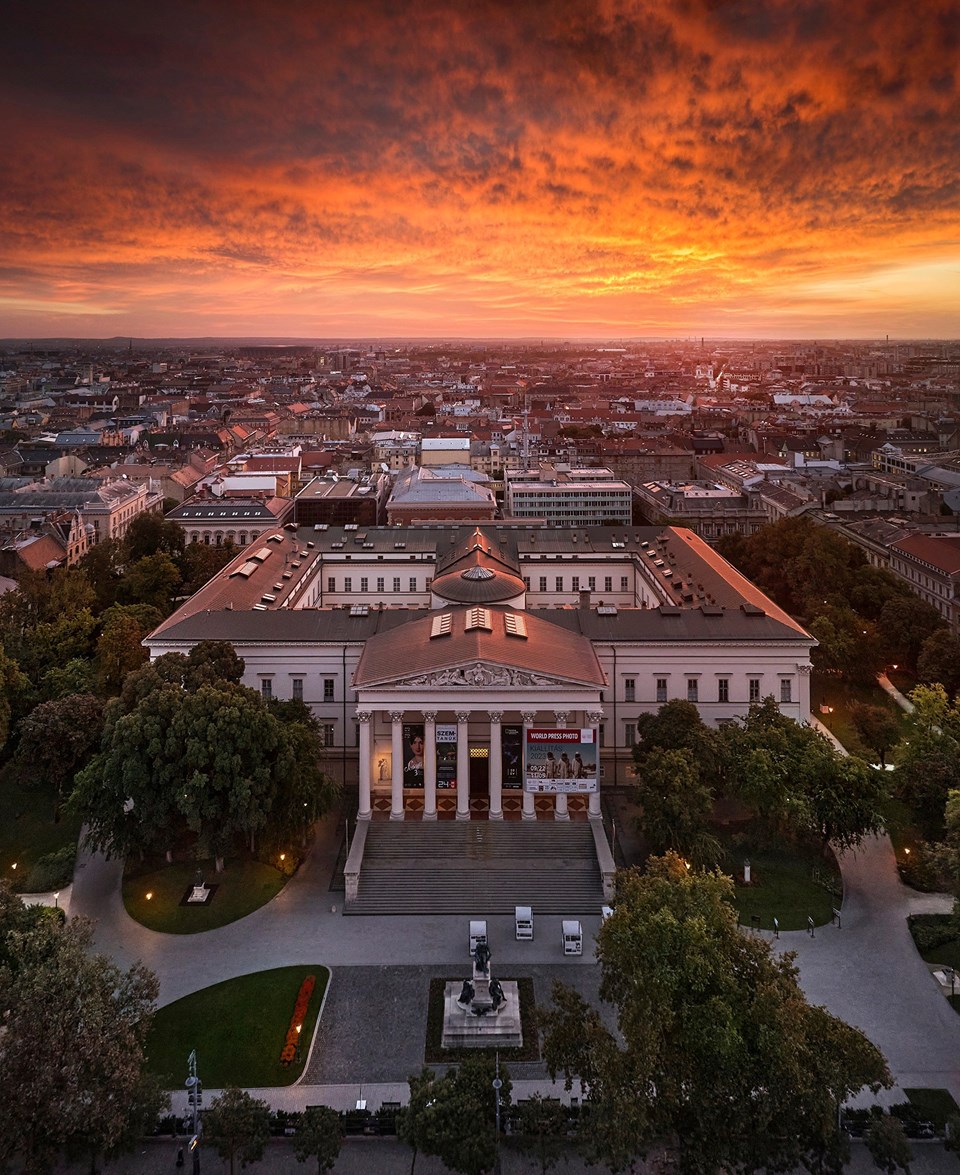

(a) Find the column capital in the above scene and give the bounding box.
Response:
[521,711,536,724]
[488,711,502,724]
[456,711,471,724]
[355,711,372,723]
[422,711,437,723]
[585,711,604,724]
[553,711,569,727]
[390,711,404,724]
[796,663,813,676]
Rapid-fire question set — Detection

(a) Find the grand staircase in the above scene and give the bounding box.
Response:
[345,820,606,915]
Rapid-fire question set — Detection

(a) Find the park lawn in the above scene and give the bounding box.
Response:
[0,761,82,890]
[147,966,329,1088]
[809,677,911,762]
[123,857,286,933]
[717,836,841,931]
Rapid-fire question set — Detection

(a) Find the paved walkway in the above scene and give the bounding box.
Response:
[878,672,916,714]
[68,811,960,1113]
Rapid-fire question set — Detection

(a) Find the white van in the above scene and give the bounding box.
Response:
[562,920,583,956]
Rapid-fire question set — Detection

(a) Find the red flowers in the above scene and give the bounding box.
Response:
[280,974,316,1064]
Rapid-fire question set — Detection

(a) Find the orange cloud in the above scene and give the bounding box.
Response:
[0,0,958,337]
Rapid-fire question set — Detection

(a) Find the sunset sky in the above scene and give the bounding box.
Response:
[1,0,958,339]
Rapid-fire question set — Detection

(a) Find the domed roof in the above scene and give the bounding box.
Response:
[431,527,526,603]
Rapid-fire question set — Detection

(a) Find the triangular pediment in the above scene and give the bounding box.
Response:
[368,659,591,690]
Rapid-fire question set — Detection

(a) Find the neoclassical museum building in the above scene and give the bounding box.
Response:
[147,522,815,826]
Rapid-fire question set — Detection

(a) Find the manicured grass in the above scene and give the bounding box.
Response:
[425,977,540,1063]
[905,1088,960,1128]
[810,677,911,762]
[123,857,286,933]
[0,761,82,891]
[717,835,842,931]
[146,966,329,1088]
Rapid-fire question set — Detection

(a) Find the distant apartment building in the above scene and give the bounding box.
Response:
[386,466,497,525]
[505,466,632,526]
[295,474,387,528]
[0,476,162,551]
[633,480,766,540]
[167,495,295,546]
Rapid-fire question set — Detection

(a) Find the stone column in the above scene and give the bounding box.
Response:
[456,711,471,820]
[553,710,570,821]
[356,711,372,821]
[423,711,438,821]
[521,710,537,820]
[488,711,503,821]
[586,710,604,820]
[390,711,405,821]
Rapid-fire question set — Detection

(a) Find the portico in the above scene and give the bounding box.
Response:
[352,606,607,824]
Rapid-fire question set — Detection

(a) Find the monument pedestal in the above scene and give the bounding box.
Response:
[441,981,523,1049]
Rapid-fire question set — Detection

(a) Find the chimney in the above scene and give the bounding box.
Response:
[579,590,591,610]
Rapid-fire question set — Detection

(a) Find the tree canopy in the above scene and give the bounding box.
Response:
[203,1087,271,1175]
[0,886,165,1174]
[541,854,890,1175]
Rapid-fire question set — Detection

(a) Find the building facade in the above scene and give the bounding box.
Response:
[147,523,815,821]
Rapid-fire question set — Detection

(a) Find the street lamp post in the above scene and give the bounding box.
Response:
[492,1051,503,1175]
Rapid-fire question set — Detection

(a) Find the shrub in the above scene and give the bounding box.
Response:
[18,845,77,893]
[908,914,959,953]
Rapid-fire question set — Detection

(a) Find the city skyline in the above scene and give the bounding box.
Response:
[2,0,959,340]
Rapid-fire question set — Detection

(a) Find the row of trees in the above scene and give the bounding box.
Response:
[632,698,887,863]
[718,517,952,684]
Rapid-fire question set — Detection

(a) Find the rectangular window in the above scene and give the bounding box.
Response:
[409,577,417,591]
[587,576,596,591]
[687,679,699,703]
[620,576,629,591]
[780,679,792,703]
[327,576,335,593]
[360,577,368,592]
[624,678,636,702]
[376,577,384,592]
[555,576,563,592]
[292,679,304,702]
[321,724,335,747]
[604,576,612,592]
[599,724,605,747]
[344,577,352,592]
[572,576,580,591]
[718,679,729,703]
[539,576,547,592]
[656,677,668,703]
[523,577,530,589]
[323,678,334,702]
[393,577,401,592]
[749,678,761,703]
[624,722,636,747]
[261,678,272,700]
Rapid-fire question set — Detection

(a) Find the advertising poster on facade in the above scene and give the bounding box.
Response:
[524,728,598,793]
[402,723,425,788]
[502,724,523,789]
[436,724,458,790]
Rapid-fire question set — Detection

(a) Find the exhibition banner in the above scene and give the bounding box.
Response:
[436,724,458,790]
[524,728,598,793]
[402,723,425,788]
[502,724,523,789]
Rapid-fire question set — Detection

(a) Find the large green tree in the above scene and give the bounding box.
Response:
[203,1087,271,1175]
[541,854,890,1175]
[896,684,960,825]
[399,1057,512,1175]
[632,748,718,866]
[0,888,164,1174]
[294,1105,343,1173]
[917,629,960,697]
[72,677,338,867]
[16,693,104,821]
[95,603,163,692]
